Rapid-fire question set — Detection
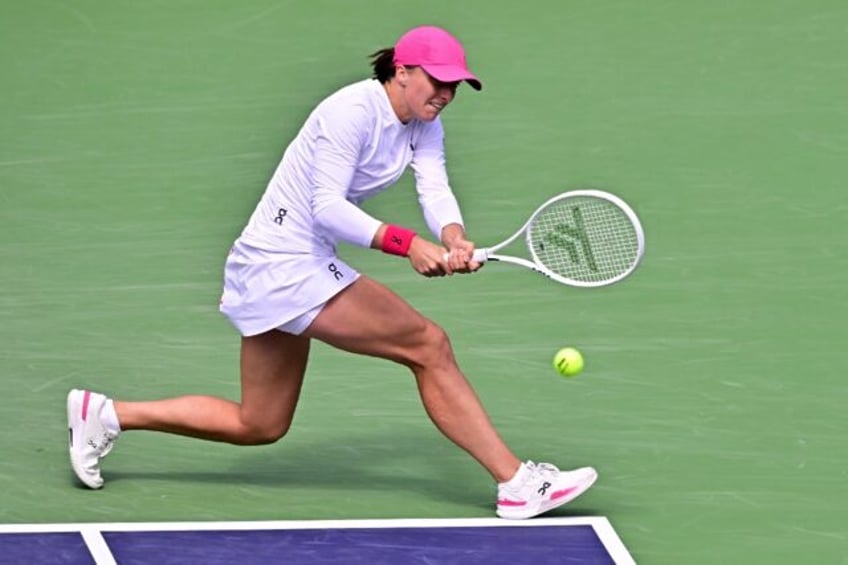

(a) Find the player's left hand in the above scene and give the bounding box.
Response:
[445,238,483,274]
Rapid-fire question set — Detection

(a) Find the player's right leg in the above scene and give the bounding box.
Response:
[67,330,310,488]
[302,275,597,518]
[495,461,597,519]
[303,275,523,483]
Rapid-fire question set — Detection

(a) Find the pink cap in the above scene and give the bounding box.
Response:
[393,26,482,91]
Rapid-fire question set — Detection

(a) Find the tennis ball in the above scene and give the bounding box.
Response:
[553,347,584,377]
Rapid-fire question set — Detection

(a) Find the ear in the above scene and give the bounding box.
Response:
[395,65,409,87]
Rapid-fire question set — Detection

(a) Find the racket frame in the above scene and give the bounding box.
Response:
[473,189,645,287]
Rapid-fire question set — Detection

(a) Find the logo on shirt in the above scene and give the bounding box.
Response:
[274,208,288,225]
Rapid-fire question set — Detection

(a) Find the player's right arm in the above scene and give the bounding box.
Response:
[369,224,453,277]
[309,105,383,248]
[310,104,451,277]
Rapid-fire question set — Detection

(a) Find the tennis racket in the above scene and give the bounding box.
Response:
[463,190,645,287]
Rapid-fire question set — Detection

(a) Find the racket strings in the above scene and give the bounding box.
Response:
[528,196,641,283]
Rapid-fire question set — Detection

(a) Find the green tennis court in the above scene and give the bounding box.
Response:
[1,1,845,563]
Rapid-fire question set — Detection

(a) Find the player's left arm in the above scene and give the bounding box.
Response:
[410,119,481,273]
[439,223,482,273]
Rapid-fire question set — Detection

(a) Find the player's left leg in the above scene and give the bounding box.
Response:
[113,331,310,443]
[68,330,311,488]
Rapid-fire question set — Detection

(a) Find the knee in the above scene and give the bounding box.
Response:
[405,319,455,370]
[237,419,292,446]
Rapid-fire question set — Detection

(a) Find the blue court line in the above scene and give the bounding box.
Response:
[0,517,635,564]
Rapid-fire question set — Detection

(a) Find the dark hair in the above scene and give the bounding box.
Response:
[370,48,397,83]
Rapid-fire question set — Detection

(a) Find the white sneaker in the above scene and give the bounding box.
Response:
[67,389,118,489]
[496,461,598,519]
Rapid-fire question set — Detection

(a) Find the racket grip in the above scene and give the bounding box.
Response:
[442,249,489,263]
[471,249,488,262]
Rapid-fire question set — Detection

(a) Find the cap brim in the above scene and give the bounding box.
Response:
[422,64,483,91]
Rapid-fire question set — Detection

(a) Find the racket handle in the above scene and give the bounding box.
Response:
[442,249,489,263]
[471,249,488,262]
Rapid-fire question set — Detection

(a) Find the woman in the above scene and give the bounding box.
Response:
[67,25,597,520]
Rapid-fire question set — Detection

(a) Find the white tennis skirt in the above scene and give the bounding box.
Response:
[219,239,359,336]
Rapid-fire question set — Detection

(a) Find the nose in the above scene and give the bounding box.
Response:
[438,85,456,102]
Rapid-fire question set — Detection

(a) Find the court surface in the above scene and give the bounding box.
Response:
[1,1,846,564]
[0,518,633,564]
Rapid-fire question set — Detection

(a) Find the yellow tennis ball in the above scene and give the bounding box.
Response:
[553,347,584,377]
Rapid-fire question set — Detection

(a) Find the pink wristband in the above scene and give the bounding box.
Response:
[381,225,417,257]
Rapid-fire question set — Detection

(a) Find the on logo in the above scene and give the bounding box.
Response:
[274,208,288,225]
[327,263,344,281]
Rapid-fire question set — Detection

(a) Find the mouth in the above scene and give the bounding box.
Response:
[428,100,446,112]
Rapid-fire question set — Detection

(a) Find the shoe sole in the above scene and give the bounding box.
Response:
[67,389,104,489]
[496,468,598,520]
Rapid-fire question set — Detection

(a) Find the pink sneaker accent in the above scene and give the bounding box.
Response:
[496,498,527,507]
[81,390,91,422]
[551,486,579,501]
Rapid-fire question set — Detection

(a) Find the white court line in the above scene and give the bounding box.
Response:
[592,517,637,565]
[2,517,635,564]
[79,527,117,565]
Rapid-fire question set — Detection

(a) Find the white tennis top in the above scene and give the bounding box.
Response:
[238,78,464,256]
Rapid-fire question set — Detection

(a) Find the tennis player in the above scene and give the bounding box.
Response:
[67,25,597,519]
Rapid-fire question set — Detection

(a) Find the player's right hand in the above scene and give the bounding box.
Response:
[407,237,453,277]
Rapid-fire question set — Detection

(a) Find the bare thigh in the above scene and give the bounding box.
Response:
[303,276,521,481]
[239,330,311,437]
[303,276,450,369]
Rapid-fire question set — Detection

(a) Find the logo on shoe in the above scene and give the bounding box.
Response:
[537,481,551,495]
[87,434,112,452]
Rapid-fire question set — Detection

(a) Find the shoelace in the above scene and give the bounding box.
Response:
[526,461,561,478]
[501,462,563,492]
